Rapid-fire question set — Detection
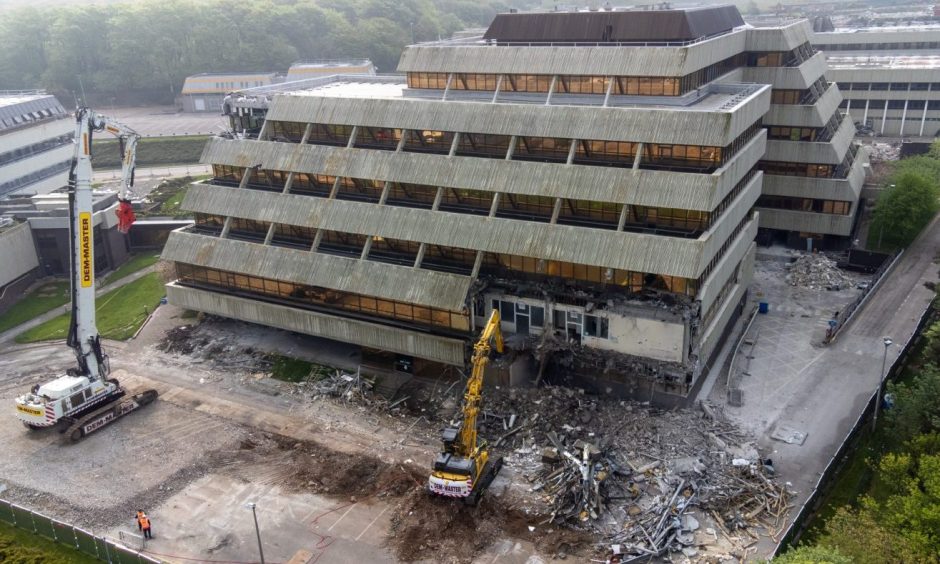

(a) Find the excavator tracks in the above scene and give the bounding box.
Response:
[62,389,158,443]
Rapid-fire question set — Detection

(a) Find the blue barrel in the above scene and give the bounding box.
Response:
[160,296,168,305]
[758,301,769,314]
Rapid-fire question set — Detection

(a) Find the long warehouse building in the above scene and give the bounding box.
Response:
[163,5,862,403]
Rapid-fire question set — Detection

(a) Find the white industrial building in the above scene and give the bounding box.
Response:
[813,25,940,137]
[0,92,72,199]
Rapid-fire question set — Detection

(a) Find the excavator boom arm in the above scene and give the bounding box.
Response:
[457,310,503,458]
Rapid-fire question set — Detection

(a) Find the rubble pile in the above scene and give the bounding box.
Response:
[867,142,900,162]
[785,254,853,290]
[158,324,273,373]
[471,387,792,560]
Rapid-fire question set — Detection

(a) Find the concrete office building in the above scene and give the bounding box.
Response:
[0,92,72,199]
[813,26,940,137]
[739,22,866,247]
[164,5,769,403]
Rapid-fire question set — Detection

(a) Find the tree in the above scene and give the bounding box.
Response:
[771,544,851,563]
[869,172,940,249]
[887,366,940,439]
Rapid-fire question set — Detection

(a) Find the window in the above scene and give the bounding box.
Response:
[531,306,544,328]
[499,300,515,324]
[583,315,609,339]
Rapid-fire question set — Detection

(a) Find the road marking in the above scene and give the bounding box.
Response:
[327,503,357,531]
[354,506,388,541]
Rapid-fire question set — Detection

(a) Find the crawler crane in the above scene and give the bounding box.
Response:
[13,108,157,441]
[428,310,505,505]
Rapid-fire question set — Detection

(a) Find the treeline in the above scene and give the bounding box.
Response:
[869,142,940,250]
[0,0,530,105]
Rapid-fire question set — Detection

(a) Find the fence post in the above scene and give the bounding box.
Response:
[72,525,80,549]
[104,537,113,564]
[50,519,57,541]
[29,508,37,532]
[7,501,15,526]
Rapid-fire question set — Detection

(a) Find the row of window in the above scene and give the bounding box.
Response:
[820,42,940,51]
[265,121,762,173]
[838,82,938,91]
[210,162,757,236]
[175,263,472,332]
[840,99,940,111]
[746,43,815,68]
[0,133,72,167]
[0,159,71,197]
[766,113,843,142]
[756,196,852,215]
[190,213,705,298]
[759,161,840,178]
[0,105,65,130]
[405,54,744,97]
[770,77,830,106]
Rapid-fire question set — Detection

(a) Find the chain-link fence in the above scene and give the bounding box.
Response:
[0,498,160,564]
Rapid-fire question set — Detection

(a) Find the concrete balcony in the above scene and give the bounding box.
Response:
[756,207,855,236]
[165,282,466,365]
[741,51,828,90]
[761,151,866,202]
[763,115,855,164]
[763,84,843,128]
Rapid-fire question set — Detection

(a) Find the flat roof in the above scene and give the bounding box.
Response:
[289,59,373,68]
[269,75,765,114]
[482,5,744,44]
[0,93,67,133]
[826,55,940,70]
[815,24,940,36]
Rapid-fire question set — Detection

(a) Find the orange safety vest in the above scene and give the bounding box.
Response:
[139,516,151,529]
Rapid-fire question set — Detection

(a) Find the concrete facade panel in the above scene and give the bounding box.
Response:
[697,216,757,315]
[756,207,855,236]
[763,84,842,127]
[761,154,866,201]
[162,230,473,311]
[201,132,766,212]
[698,243,753,363]
[585,312,686,363]
[183,183,713,279]
[763,115,855,164]
[0,223,40,288]
[396,32,747,77]
[165,282,466,365]
[741,51,828,90]
[745,22,812,52]
[265,90,770,147]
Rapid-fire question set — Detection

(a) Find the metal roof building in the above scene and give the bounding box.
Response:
[163,5,862,403]
[0,92,72,199]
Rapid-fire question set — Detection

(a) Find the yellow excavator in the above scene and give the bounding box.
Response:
[428,310,505,505]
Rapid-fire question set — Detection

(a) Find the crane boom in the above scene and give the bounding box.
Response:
[428,310,504,504]
[67,109,140,380]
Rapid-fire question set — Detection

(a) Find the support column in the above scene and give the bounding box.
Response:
[545,76,558,105]
[862,98,870,124]
[566,139,577,165]
[360,237,373,259]
[470,251,485,279]
[263,223,276,245]
[550,198,563,224]
[602,76,614,107]
[617,204,629,231]
[449,132,461,156]
[899,99,909,136]
[282,173,295,194]
[632,142,643,170]
[300,123,314,144]
[919,84,931,136]
[442,73,454,101]
[505,136,517,160]
[220,216,232,239]
[346,125,358,148]
[492,75,503,103]
[880,101,887,135]
[257,119,270,141]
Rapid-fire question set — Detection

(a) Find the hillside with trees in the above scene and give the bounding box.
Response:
[0,0,532,106]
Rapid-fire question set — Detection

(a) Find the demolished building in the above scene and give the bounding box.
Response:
[162,5,861,404]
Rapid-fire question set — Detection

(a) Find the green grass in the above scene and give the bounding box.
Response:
[270,355,315,383]
[15,272,165,343]
[160,186,188,215]
[0,519,98,564]
[102,253,161,285]
[0,281,70,333]
[90,135,209,168]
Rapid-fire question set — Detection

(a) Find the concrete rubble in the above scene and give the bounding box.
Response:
[785,254,854,290]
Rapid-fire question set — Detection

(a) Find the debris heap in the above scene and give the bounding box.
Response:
[470,387,792,560]
[785,254,853,290]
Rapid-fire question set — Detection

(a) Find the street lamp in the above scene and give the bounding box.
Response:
[246,502,265,564]
[872,337,892,431]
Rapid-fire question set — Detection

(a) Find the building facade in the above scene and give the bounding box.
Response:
[737,22,867,248]
[813,26,940,138]
[0,92,72,199]
[163,6,775,403]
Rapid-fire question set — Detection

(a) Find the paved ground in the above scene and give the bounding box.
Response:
[710,215,940,552]
[94,164,210,182]
[106,106,226,137]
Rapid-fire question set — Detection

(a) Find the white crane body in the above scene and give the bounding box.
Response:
[14,108,144,431]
